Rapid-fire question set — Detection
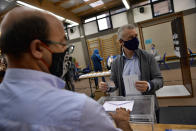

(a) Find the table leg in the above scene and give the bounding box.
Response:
[89,78,94,98]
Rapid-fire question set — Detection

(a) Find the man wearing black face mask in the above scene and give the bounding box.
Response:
[0,7,133,131]
[99,24,163,122]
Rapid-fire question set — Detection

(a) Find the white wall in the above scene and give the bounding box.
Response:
[133,5,153,23]
[71,42,86,69]
[111,12,128,28]
[135,27,143,49]
[68,26,80,40]
[174,0,196,12]
[184,13,196,52]
[142,22,174,56]
[84,21,98,36]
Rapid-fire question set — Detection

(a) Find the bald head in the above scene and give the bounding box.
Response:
[1,7,43,33]
[0,7,63,55]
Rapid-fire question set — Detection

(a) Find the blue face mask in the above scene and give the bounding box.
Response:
[123,37,139,51]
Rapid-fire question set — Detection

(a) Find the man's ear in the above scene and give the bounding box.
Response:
[119,39,124,46]
[29,39,43,59]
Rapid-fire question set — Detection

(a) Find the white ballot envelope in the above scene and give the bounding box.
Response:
[123,75,141,95]
[103,101,134,112]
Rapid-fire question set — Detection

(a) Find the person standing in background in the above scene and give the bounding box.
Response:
[150,44,161,61]
[91,49,105,88]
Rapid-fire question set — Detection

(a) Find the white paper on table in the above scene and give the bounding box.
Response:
[123,75,141,95]
[166,130,196,131]
[103,101,134,112]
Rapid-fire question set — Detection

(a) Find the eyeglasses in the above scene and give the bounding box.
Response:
[40,39,66,46]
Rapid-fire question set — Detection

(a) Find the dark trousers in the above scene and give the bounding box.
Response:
[94,69,105,87]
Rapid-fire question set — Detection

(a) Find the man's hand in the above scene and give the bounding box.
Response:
[135,81,149,92]
[99,82,109,92]
[109,108,130,122]
[109,108,132,131]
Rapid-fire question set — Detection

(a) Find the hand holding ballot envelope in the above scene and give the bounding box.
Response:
[135,81,149,93]
[123,75,149,95]
[99,81,109,92]
[99,75,149,94]
[99,79,115,92]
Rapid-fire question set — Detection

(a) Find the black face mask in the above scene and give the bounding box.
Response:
[123,37,139,51]
[49,51,72,78]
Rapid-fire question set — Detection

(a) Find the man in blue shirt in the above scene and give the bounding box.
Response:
[0,7,132,131]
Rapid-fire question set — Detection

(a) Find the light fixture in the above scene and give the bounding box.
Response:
[16,1,79,27]
[89,0,104,7]
[16,1,65,21]
[122,0,130,10]
[84,17,96,23]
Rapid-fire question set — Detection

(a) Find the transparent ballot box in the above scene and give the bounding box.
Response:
[98,95,156,124]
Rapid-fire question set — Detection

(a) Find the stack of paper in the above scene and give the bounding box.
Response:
[123,75,141,95]
[165,129,196,131]
[103,101,134,112]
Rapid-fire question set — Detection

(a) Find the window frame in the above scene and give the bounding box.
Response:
[82,6,126,32]
[150,0,174,18]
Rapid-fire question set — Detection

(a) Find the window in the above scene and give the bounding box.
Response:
[97,17,112,31]
[151,0,174,17]
[83,7,127,32]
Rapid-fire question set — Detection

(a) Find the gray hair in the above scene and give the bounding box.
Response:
[117,24,135,40]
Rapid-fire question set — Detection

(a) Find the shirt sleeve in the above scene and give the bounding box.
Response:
[147,82,151,91]
[79,97,122,131]
[148,54,164,93]
[95,54,103,61]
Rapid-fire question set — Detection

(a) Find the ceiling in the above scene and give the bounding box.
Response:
[0,0,147,23]
[51,0,123,18]
[49,0,147,18]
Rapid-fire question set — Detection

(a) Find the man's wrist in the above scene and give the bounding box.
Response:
[115,120,132,131]
[115,120,128,126]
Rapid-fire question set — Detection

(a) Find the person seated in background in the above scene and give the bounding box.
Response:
[91,49,106,88]
[150,44,161,61]
[0,7,132,131]
[99,24,163,122]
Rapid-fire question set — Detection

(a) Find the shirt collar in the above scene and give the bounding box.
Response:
[122,50,137,60]
[3,68,65,89]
